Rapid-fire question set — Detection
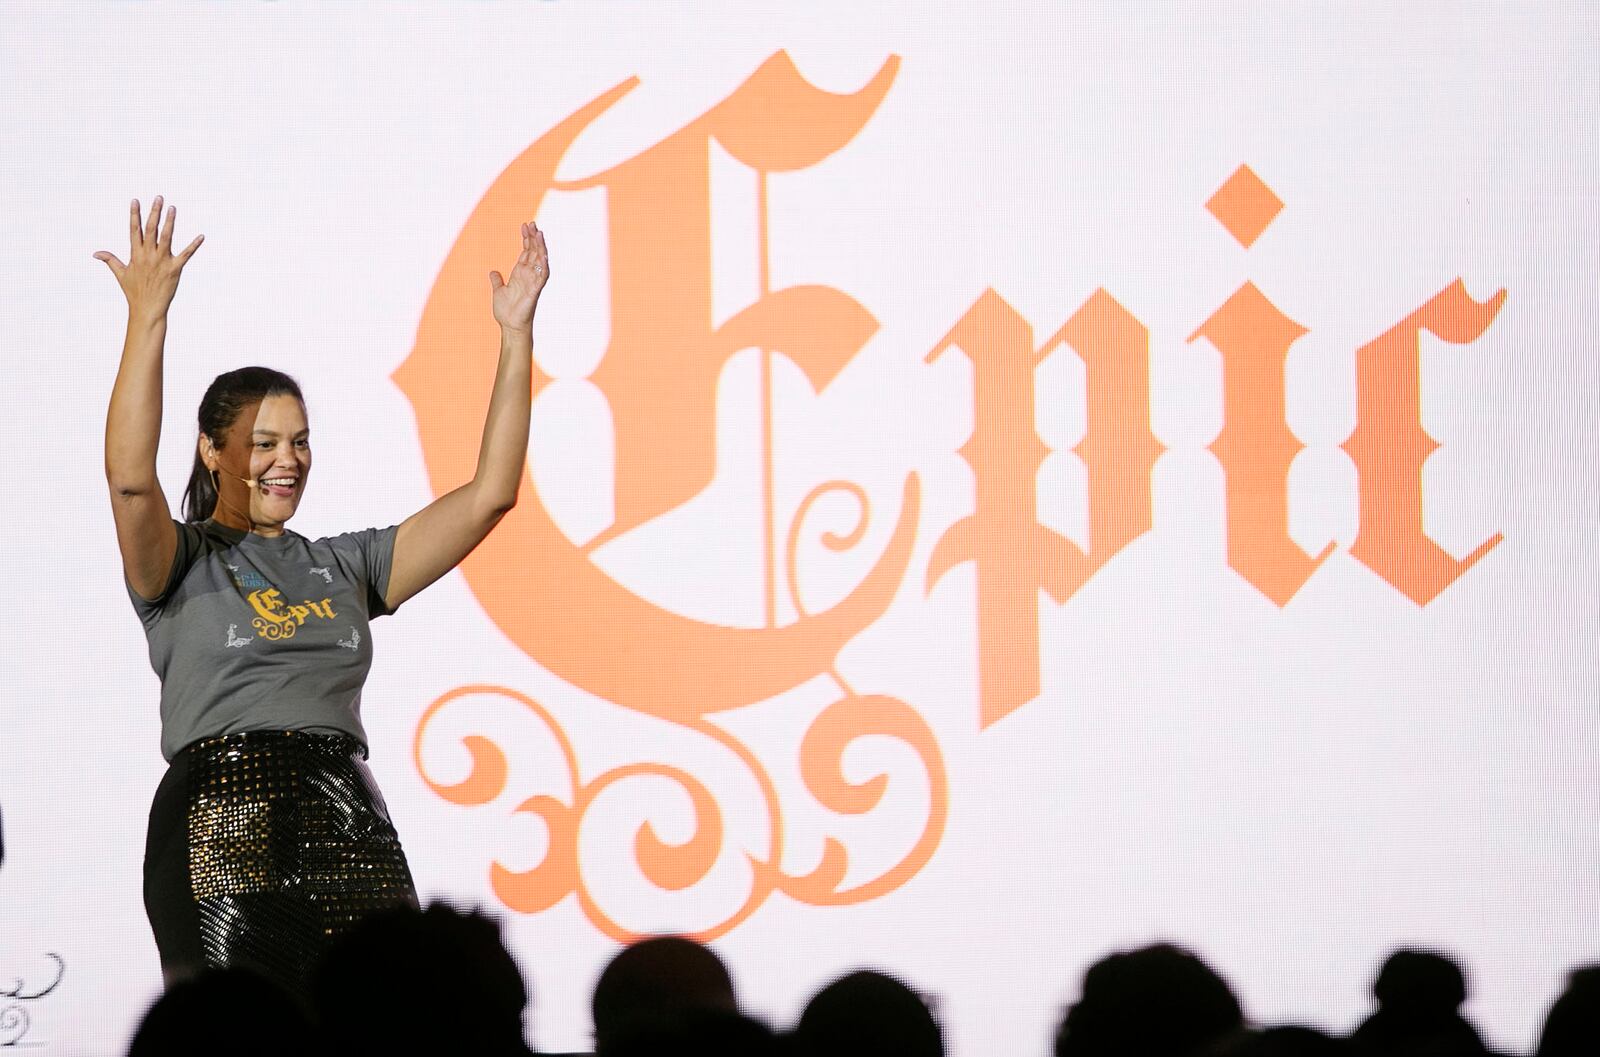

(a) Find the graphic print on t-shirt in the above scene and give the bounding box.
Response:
[245,588,339,641]
[130,521,399,761]
[226,563,268,590]
[224,562,342,642]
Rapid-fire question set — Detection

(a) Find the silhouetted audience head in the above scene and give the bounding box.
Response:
[127,966,311,1057]
[1219,1025,1352,1057]
[1535,964,1600,1057]
[124,927,1595,1057]
[605,1008,786,1057]
[1053,942,1244,1057]
[592,935,738,1054]
[311,901,530,1057]
[1349,948,1487,1056]
[791,968,943,1057]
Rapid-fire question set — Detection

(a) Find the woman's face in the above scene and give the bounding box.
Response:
[204,393,312,534]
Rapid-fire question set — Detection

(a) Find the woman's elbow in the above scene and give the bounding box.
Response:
[482,486,519,521]
[106,471,158,499]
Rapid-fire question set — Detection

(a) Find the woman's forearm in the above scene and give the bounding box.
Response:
[105,311,168,496]
[470,323,534,515]
[100,198,201,499]
[99,199,195,595]
[380,221,545,610]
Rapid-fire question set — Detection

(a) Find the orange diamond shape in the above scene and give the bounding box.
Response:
[1206,164,1283,248]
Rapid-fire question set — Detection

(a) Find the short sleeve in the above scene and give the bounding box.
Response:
[126,520,209,619]
[345,525,401,617]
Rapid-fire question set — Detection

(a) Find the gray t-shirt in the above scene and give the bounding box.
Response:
[127,519,401,760]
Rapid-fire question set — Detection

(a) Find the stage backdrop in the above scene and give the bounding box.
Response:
[2,3,1597,1054]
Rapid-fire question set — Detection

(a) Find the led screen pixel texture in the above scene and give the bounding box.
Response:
[2,4,1598,1055]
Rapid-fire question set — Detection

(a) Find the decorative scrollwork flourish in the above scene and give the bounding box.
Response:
[786,480,873,620]
[0,953,64,1048]
[0,1005,28,1047]
[1,954,63,1001]
[414,676,947,942]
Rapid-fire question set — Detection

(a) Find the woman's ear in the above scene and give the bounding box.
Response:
[199,433,219,472]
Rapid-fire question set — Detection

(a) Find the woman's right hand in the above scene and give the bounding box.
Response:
[94,196,204,321]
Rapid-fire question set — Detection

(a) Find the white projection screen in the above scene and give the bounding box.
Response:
[2,3,1597,1054]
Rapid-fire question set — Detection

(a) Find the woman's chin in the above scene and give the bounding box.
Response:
[252,498,302,527]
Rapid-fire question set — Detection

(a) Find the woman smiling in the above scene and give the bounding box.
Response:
[98,196,549,997]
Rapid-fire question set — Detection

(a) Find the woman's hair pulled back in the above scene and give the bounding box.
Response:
[182,366,304,523]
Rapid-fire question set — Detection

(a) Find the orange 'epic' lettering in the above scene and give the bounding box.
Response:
[929,288,1161,727]
[932,272,1504,728]
[1345,280,1505,603]
[403,49,1509,941]
[1190,282,1334,605]
[397,52,919,718]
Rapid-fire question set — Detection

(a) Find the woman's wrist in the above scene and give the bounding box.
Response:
[126,306,170,331]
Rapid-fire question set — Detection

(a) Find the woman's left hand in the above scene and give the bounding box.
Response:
[387,219,547,609]
[489,221,549,330]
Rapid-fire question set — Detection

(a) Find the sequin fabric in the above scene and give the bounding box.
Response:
[183,730,418,993]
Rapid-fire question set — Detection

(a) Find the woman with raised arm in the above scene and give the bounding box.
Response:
[98,197,548,995]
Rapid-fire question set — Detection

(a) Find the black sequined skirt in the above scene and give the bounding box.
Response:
[143,730,418,995]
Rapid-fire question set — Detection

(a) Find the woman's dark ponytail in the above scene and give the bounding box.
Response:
[181,449,219,524]
[180,366,304,523]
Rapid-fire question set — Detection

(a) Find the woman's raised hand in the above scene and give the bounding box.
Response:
[94,197,204,321]
[488,221,549,331]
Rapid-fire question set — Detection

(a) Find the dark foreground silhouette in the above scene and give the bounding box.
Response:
[125,912,1596,1057]
[792,968,943,1057]
[127,966,312,1057]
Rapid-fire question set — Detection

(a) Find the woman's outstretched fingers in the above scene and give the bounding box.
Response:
[100,199,204,310]
[157,204,176,251]
[93,250,128,279]
[144,195,163,246]
[487,219,549,328]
